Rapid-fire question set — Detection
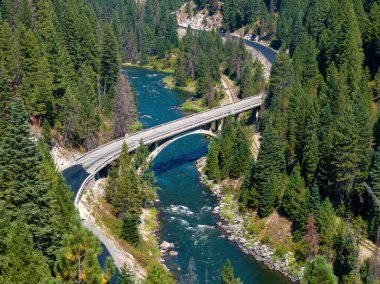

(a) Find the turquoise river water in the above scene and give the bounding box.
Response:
[122,67,291,284]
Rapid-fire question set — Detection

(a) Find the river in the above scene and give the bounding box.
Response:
[122,67,290,284]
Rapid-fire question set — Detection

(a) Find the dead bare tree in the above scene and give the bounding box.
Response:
[112,73,137,139]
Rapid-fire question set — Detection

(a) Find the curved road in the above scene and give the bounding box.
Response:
[63,95,264,205]
[177,25,277,65]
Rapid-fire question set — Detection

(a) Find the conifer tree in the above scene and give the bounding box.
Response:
[334,230,357,279]
[302,255,338,284]
[316,199,336,252]
[55,223,108,283]
[283,166,308,227]
[118,266,136,284]
[254,119,286,195]
[221,259,235,284]
[100,24,120,104]
[259,175,277,217]
[304,214,320,258]
[309,182,321,214]
[302,107,320,186]
[105,143,141,218]
[329,103,360,204]
[230,125,252,179]
[19,28,54,117]
[0,99,54,253]
[42,118,52,149]
[0,22,18,136]
[134,140,150,170]
[120,212,140,247]
[219,120,235,179]
[370,146,380,198]
[206,139,221,181]
[0,200,10,255]
[146,263,175,284]
[1,222,51,284]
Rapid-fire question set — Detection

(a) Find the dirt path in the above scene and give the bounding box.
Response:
[221,74,238,103]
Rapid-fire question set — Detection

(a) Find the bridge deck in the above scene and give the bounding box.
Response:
[63,94,263,201]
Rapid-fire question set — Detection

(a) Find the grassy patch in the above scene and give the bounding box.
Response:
[181,98,208,112]
[162,76,196,94]
[122,52,178,74]
[130,121,142,133]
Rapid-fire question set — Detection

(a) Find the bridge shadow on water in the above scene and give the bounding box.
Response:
[152,145,208,176]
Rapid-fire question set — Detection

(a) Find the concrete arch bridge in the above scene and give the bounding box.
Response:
[62,95,264,206]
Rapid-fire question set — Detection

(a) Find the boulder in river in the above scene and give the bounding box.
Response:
[160,241,171,250]
[169,251,179,256]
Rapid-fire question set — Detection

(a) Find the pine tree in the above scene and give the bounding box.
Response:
[282,166,308,227]
[42,118,52,149]
[134,140,150,170]
[120,212,140,247]
[309,182,321,214]
[0,99,54,253]
[364,2,380,74]
[100,24,120,105]
[370,146,380,198]
[219,120,235,179]
[0,200,10,255]
[105,143,141,218]
[304,214,320,258]
[259,175,277,217]
[302,112,320,186]
[230,125,252,179]
[112,73,136,139]
[1,222,50,284]
[118,266,136,284]
[206,139,221,181]
[316,199,336,251]
[19,28,54,117]
[329,103,360,204]
[334,229,357,279]
[146,263,175,284]
[221,259,235,284]
[54,223,106,283]
[38,140,75,258]
[255,120,286,195]
[302,255,338,284]
[0,22,19,137]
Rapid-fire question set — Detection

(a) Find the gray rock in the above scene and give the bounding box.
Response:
[160,241,171,250]
[169,251,179,256]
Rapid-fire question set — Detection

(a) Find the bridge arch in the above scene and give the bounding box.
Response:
[147,129,217,163]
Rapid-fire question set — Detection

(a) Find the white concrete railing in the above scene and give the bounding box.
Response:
[73,95,264,207]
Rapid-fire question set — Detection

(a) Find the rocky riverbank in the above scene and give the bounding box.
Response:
[196,157,303,282]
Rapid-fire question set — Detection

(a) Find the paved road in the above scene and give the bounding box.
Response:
[177,25,277,65]
[63,95,264,204]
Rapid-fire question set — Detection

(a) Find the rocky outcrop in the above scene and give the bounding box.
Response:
[196,157,302,282]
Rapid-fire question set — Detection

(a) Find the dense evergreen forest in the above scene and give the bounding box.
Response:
[205,0,380,282]
[0,0,179,282]
[174,28,265,107]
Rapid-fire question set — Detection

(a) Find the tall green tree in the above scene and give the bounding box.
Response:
[120,212,140,247]
[54,223,113,283]
[0,99,53,253]
[302,255,338,284]
[206,139,221,181]
[0,222,51,284]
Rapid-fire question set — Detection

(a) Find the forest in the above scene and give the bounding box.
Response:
[0,0,179,282]
[204,0,380,282]
[0,0,379,282]
[174,28,265,108]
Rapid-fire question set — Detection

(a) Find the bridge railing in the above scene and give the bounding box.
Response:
[75,94,264,163]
